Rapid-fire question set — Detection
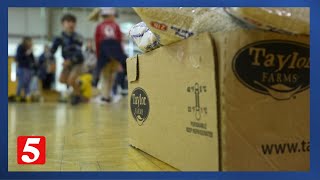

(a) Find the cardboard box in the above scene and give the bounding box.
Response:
[127,30,309,171]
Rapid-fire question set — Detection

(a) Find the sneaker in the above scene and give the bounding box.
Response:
[91,96,110,105]
[101,97,112,103]
[112,94,122,103]
[26,96,32,103]
[15,96,21,102]
[70,95,82,106]
[121,89,128,96]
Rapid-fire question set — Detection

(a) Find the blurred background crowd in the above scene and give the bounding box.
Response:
[8,8,142,105]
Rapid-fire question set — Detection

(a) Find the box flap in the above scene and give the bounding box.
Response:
[127,55,139,82]
[128,32,220,171]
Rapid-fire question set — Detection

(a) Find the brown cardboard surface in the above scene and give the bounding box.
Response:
[127,30,309,171]
[128,33,220,171]
[212,30,309,171]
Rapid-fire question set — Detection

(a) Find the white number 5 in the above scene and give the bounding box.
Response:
[21,138,40,163]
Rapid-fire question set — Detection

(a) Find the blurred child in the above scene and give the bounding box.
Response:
[76,40,97,103]
[83,39,97,74]
[38,45,56,90]
[77,73,93,102]
[29,59,41,101]
[93,8,127,104]
[51,13,84,105]
[15,37,35,102]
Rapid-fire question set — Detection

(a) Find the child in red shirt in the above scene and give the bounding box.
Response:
[93,8,127,103]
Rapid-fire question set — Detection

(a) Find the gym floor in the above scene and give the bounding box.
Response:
[8,99,177,171]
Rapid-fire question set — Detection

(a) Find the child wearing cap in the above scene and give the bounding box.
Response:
[93,8,127,103]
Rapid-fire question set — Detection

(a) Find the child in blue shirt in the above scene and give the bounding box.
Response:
[15,37,35,102]
[51,13,84,105]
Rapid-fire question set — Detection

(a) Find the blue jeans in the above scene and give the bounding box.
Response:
[16,67,32,97]
[112,61,127,95]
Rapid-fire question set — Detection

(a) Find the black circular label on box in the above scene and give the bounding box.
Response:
[233,40,309,100]
[130,87,150,125]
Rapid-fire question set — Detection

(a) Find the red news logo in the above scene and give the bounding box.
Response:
[17,136,46,164]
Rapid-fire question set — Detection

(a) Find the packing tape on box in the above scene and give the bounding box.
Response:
[133,8,246,46]
[224,8,310,35]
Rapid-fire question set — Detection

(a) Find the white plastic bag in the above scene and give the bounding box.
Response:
[133,8,245,45]
[129,22,161,52]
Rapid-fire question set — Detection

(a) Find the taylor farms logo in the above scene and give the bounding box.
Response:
[130,87,150,126]
[233,40,309,100]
